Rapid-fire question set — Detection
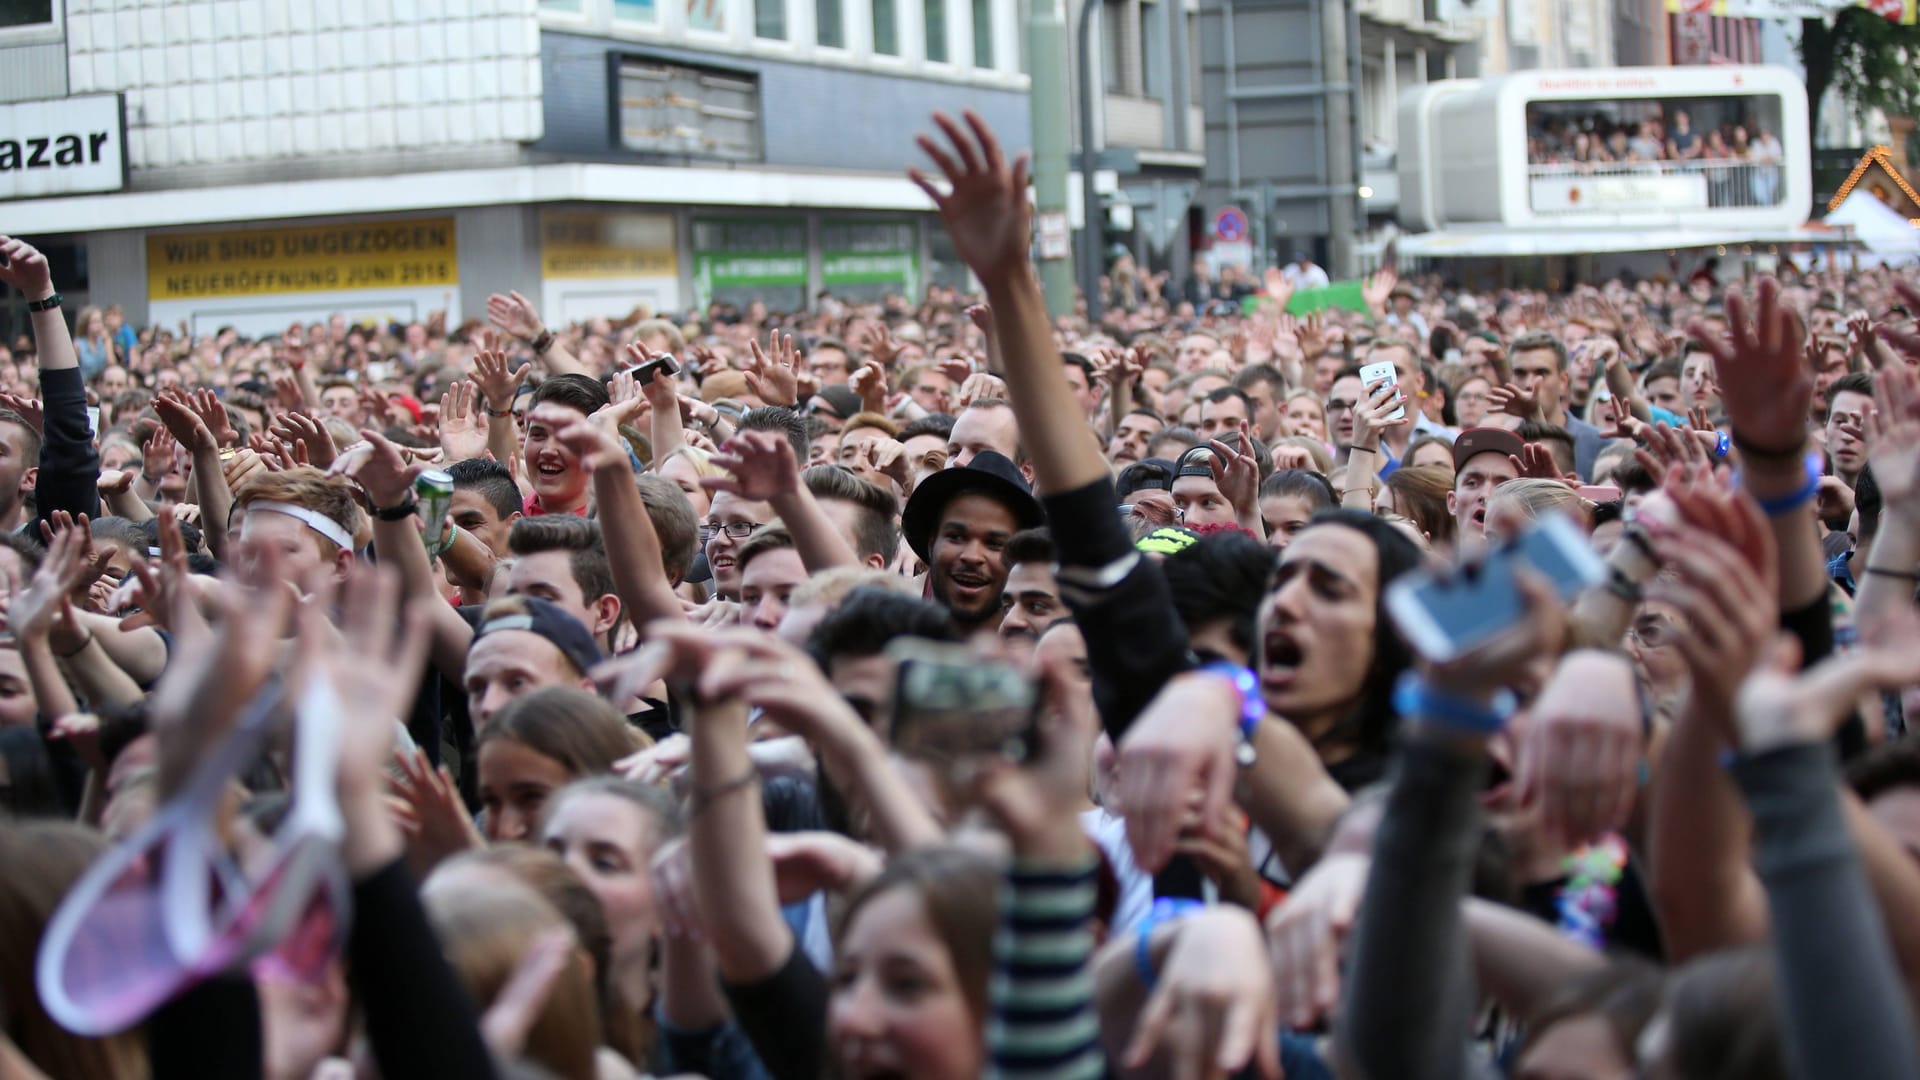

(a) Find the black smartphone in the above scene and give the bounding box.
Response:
[632,355,680,386]
[888,639,1038,764]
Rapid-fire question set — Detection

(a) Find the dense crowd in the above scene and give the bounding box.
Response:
[2,108,1920,1080]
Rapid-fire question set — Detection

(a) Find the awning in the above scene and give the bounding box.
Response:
[1397,225,1845,259]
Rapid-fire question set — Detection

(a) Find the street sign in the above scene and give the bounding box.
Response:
[1214,206,1249,243]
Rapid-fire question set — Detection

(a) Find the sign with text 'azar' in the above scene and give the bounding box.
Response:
[146,218,459,300]
[1,94,126,200]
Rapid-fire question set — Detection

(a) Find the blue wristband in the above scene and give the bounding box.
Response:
[1134,897,1206,991]
[1713,431,1731,460]
[1194,660,1263,740]
[1393,672,1515,734]
[1736,451,1822,518]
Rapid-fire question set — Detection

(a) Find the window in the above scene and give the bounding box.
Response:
[874,0,899,54]
[1103,0,1126,93]
[688,0,728,34]
[972,0,993,67]
[613,0,658,23]
[537,0,586,12]
[818,0,845,47]
[755,0,786,38]
[926,0,948,61]
[1,0,53,26]
[618,58,762,161]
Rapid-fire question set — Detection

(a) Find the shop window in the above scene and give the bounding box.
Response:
[874,0,900,55]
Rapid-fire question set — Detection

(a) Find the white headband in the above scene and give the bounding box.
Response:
[245,501,356,550]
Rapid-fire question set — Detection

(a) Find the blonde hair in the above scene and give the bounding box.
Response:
[233,466,364,554]
[790,566,917,609]
[657,445,724,480]
[426,877,602,1080]
[1489,478,1593,530]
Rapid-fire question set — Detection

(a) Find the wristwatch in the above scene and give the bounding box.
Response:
[372,498,419,522]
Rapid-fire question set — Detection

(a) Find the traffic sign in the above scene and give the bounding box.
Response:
[1214,206,1249,243]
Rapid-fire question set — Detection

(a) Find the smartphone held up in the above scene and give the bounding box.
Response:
[1386,513,1605,663]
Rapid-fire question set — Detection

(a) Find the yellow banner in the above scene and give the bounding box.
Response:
[1664,0,1915,23]
[147,218,458,300]
[540,211,678,280]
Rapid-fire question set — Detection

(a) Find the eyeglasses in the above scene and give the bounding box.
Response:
[701,521,762,543]
[1327,399,1357,414]
[1627,618,1678,650]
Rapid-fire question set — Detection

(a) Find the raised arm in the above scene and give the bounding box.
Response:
[1853,366,1920,630]
[911,113,1106,496]
[548,415,686,632]
[0,236,98,527]
[704,431,859,574]
[488,290,586,378]
[471,334,531,492]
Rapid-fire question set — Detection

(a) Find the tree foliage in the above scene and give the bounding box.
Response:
[1800,8,1920,152]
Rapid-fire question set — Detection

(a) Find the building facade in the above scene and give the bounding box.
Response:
[0,0,1045,339]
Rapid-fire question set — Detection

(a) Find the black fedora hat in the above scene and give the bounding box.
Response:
[901,450,1046,563]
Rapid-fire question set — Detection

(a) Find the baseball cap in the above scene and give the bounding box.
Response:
[471,596,605,676]
[1116,458,1177,499]
[808,384,863,421]
[1451,427,1526,472]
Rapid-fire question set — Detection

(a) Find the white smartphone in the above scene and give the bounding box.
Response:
[1386,514,1607,662]
[1357,360,1406,422]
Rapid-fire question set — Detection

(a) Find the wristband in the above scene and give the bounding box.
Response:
[1616,524,1657,567]
[1195,660,1263,765]
[371,498,419,522]
[486,406,514,418]
[1712,431,1731,460]
[1603,566,1644,605]
[27,293,63,312]
[1393,672,1515,734]
[1133,897,1205,991]
[530,330,554,356]
[1736,452,1822,518]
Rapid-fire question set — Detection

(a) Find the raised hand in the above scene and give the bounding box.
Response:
[1865,365,1920,525]
[437,380,489,463]
[1512,442,1564,482]
[1265,851,1370,1029]
[1734,608,1920,755]
[1643,481,1779,711]
[1124,906,1282,1080]
[963,303,995,344]
[703,430,800,503]
[1632,420,1711,479]
[486,290,548,344]
[858,324,904,370]
[955,371,1008,409]
[1486,382,1542,422]
[335,428,423,510]
[1262,265,1296,310]
[0,393,43,436]
[35,511,109,604]
[1688,277,1810,455]
[1361,264,1398,313]
[593,369,648,433]
[389,746,483,876]
[851,360,889,416]
[743,332,801,407]
[4,525,93,642]
[1349,379,1409,452]
[1517,650,1643,849]
[471,330,531,414]
[142,422,180,483]
[909,111,1032,282]
[548,413,633,474]
[1206,422,1261,518]
[0,235,55,298]
[270,371,308,415]
[272,411,338,471]
[152,390,219,454]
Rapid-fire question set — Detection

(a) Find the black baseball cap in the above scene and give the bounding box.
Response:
[470,596,605,677]
[1451,427,1525,473]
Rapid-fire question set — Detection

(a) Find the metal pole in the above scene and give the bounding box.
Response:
[1077,0,1104,322]
[1029,0,1077,317]
[1322,0,1356,277]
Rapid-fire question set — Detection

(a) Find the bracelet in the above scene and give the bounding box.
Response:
[54,631,96,659]
[1712,431,1732,460]
[1736,452,1822,518]
[139,472,165,487]
[689,764,759,816]
[530,330,554,356]
[371,498,419,522]
[1603,566,1645,605]
[1730,431,1808,467]
[486,406,514,418]
[26,293,63,313]
[1865,566,1920,582]
[1393,672,1515,734]
[1194,660,1262,765]
[1616,524,1657,566]
[1133,897,1206,991]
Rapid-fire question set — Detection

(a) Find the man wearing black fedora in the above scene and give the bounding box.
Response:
[900,449,1046,638]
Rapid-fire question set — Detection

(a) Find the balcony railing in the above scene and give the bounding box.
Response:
[1527,158,1785,212]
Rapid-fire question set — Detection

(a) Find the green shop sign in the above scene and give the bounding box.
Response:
[821,251,920,296]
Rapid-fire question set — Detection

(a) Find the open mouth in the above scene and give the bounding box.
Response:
[1262,630,1304,687]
